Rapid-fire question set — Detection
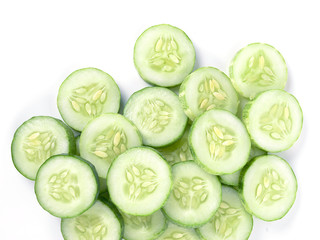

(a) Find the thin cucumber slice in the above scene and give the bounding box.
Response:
[243,89,303,152]
[179,67,239,121]
[163,161,221,227]
[190,110,251,175]
[157,125,193,165]
[229,43,287,99]
[107,147,172,216]
[11,116,76,180]
[124,87,187,147]
[121,210,167,240]
[157,223,201,240]
[197,185,253,240]
[35,155,99,218]
[134,24,195,87]
[80,113,142,179]
[239,155,297,221]
[61,199,122,240]
[219,146,266,187]
[57,68,121,131]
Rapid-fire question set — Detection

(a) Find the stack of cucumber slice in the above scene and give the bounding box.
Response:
[11,24,303,240]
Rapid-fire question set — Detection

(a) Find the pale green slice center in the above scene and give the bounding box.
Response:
[74,214,108,240]
[122,213,153,230]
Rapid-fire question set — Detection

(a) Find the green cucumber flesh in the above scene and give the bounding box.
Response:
[80,113,142,179]
[35,155,99,218]
[163,161,221,227]
[197,185,253,240]
[242,89,303,152]
[229,42,287,99]
[219,146,266,187]
[179,67,239,121]
[122,210,167,240]
[134,24,195,87]
[239,155,297,221]
[11,116,76,180]
[158,223,201,240]
[57,68,121,131]
[61,199,122,240]
[190,109,251,175]
[124,87,187,147]
[107,147,172,216]
[75,135,80,156]
[156,125,193,165]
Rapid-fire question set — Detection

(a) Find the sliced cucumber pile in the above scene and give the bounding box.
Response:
[239,155,297,221]
[61,199,122,240]
[134,24,195,87]
[57,68,121,131]
[35,155,99,218]
[156,125,193,165]
[197,185,253,240]
[121,210,167,240]
[11,27,303,240]
[190,109,251,175]
[243,89,303,152]
[107,147,172,216]
[124,87,187,147]
[163,161,221,227]
[157,223,201,240]
[179,67,239,121]
[229,43,287,99]
[219,146,266,187]
[11,116,76,180]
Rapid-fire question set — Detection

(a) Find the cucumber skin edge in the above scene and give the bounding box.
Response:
[11,116,77,181]
[238,155,298,222]
[34,154,100,219]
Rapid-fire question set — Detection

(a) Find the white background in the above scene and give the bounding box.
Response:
[0,0,318,239]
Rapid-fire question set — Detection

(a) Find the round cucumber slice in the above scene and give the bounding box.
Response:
[229,43,287,99]
[107,147,172,216]
[80,113,142,179]
[121,210,167,240]
[124,87,187,147]
[242,89,303,152]
[157,223,201,240]
[11,116,76,180]
[156,125,193,165]
[239,155,297,221]
[134,24,195,87]
[57,68,120,131]
[179,67,239,121]
[219,146,266,187]
[190,110,251,175]
[35,155,99,218]
[163,161,221,227]
[197,185,253,240]
[61,199,122,240]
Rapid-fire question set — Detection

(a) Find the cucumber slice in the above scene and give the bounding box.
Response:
[243,89,303,152]
[157,125,193,165]
[61,199,122,240]
[75,135,80,156]
[157,223,201,240]
[219,146,266,187]
[11,116,76,180]
[107,147,172,216]
[80,113,142,179]
[35,155,99,218]
[239,155,297,221]
[134,24,195,87]
[163,161,221,227]
[121,210,167,240]
[229,43,287,99]
[197,185,253,240]
[57,68,121,131]
[179,67,239,121]
[124,87,187,147]
[190,110,251,175]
